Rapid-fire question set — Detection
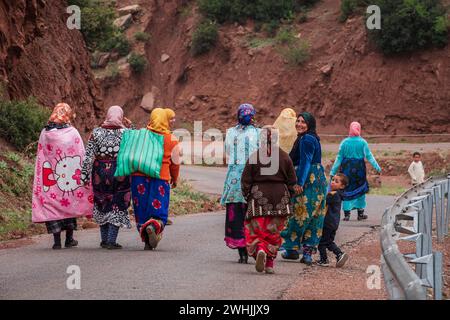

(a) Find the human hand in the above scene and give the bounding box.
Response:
[171,180,177,189]
[123,117,132,128]
[294,185,303,195]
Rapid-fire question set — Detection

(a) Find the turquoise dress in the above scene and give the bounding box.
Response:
[330,136,381,211]
[220,125,260,205]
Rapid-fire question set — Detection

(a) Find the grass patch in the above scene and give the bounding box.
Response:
[0,152,35,198]
[170,180,222,216]
[0,152,45,242]
[246,36,275,48]
[278,39,310,66]
[369,185,407,196]
[0,209,45,242]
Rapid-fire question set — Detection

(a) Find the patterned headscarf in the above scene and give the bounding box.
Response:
[48,103,74,125]
[102,105,125,128]
[147,107,176,134]
[237,103,256,126]
[349,121,361,137]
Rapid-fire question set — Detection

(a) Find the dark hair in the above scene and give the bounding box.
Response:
[335,173,349,187]
[413,152,421,157]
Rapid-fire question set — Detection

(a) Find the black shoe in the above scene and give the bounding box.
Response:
[65,239,78,248]
[357,214,368,221]
[343,215,350,221]
[238,248,248,263]
[100,241,108,248]
[144,243,153,250]
[336,252,349,268]
[52,244,62,250]
[317,259,330,267]
[106,243,123,250]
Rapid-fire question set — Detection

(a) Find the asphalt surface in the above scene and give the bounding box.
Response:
[0,165,395,300]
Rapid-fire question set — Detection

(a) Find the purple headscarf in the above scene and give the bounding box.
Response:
[237,103,256,126]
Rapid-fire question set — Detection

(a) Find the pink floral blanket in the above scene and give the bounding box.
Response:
[32,127,93,223]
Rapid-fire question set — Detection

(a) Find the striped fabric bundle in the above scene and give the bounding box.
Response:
[114,129,164,178]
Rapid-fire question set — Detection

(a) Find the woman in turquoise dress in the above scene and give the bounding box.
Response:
[280,112,327,266]
[221,103,260,263]
[330,122,381,221]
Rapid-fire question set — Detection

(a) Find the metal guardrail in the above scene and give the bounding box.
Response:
[380,174,449,300]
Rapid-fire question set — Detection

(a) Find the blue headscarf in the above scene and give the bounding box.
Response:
[237,103,256,126]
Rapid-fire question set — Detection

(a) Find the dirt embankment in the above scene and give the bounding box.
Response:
[99,0,450,135]
[0,0,104,136]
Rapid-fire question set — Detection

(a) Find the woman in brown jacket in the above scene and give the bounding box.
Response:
[241,126,297,274]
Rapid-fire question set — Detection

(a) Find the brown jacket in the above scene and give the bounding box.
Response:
[241,147,297,220]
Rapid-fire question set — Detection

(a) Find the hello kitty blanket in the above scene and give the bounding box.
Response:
[32,126,93,223]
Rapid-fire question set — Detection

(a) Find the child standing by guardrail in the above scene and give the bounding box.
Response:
[408,152,425,186]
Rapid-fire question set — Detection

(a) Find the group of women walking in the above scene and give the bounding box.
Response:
[222,104,381,273]
[31,103,180,251]
[31,101,381,273]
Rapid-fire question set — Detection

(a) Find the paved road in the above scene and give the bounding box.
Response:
[0,166,395,300]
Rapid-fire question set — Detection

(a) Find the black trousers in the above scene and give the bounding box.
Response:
[318,227,342,261]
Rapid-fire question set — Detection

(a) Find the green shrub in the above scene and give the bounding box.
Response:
[198,0,320,24]
[369,0,449,54]
[262,20,280,37]
[279,40,310,66]
[275,27,296,45]
[99,33,131,56]
[128,53,148,74]
[0,99,50,151]
[191,20,219,56]
[340,0,358,22]
[80,4,117,49]
[134,31,151,43]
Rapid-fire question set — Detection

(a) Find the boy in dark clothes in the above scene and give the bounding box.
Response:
[317,173,349,267]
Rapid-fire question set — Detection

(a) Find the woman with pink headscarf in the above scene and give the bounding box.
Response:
[330,122,381,221]
[81,106,134,249]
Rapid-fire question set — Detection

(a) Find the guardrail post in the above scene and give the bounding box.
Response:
[433,186,444,242]
[445,177,449,236]
[433,252,443,300]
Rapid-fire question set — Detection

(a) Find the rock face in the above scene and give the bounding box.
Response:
[98,0,450,134]
[0,0,103,135]
[114,14,133,30]
[118,4,142,16]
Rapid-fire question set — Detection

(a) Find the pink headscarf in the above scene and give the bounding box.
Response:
[349,121,361,137]
[102,106,125,128]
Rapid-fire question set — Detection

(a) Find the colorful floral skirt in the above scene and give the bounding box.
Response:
[245,216,287,259]
[131,176,170,242]
[281,163,327,251]
[224,203,247,249]
[92,159,131,228]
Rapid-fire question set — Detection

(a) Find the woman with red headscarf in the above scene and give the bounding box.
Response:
[330,122,381,221]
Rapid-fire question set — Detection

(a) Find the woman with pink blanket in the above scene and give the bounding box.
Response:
[31,103,93,249]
